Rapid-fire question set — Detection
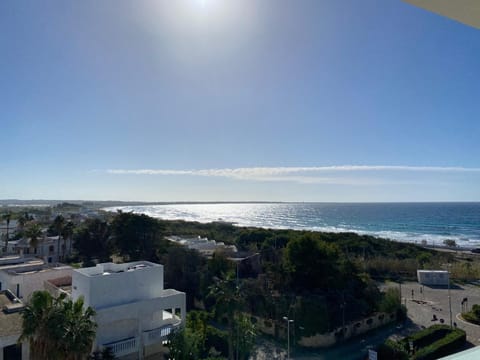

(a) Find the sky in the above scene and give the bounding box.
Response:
[1,0,480,202]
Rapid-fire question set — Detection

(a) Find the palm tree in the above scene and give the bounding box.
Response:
[24,222,43,256]
[19,291,62,360]
[53,215,65,261]
[60,296,97,360]
[61,221,75,260]
[2,211,11,253]
[19,291,97,360]
[17,212,29,230]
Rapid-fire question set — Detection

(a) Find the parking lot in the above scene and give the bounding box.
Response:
[384,281,480,345]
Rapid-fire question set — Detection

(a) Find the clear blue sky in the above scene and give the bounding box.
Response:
[1,0,480,202]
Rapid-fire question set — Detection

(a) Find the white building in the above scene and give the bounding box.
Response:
[166,235,238,257]
[72,261,186,359]
[0,255,72,300]
[417,270,450,286]
[9,235,72,264]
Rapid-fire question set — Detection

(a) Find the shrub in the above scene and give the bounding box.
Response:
[379,287,401,313]
[462,304,480,325]
[205,325,228,357]
[413,328,466,360]
[376,339,408,360]
[402,325,450,349]
[395,325,466,360]
[443,239,457,248]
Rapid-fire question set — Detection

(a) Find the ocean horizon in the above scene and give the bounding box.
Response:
[105,202,480,248]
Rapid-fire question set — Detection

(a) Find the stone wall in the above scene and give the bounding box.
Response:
[298,312,395,348]
[253,311,396,348]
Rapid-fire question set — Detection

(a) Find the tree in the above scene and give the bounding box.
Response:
[2,211,11,252]
[284,234,341,291]
[163,246,205,308]
[209,275,243,360]
[110,212,163,261]
[62,221,75,260]
[233,314,256,360]
[19,291,97,360]
[53,215,65,260]
[24,222,43,255]
[74,219,111,263]
[167,327,202,360]
[17,212,30,230]
[61,296,97,360]
[443,239,457,248]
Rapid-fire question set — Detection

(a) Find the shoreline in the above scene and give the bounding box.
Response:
[103,206,480,250]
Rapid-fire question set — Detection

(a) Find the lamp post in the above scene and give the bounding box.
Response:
[231,253,259,360]
[283,316,294,359]
[447,266,453,328]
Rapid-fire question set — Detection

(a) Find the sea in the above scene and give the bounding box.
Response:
[105,202,480,248]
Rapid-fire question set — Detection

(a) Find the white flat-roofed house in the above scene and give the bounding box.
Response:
[0,255,72,300]
[166,235,238,257]
[72,261,186,360]
[417,270,450,286]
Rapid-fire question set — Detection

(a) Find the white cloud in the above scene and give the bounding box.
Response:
[105,165,480,185]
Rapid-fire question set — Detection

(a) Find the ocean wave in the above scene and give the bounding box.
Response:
[104,203,480,248]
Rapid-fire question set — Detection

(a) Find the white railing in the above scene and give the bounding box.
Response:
[103,337,139,357]
[144,322,181,345]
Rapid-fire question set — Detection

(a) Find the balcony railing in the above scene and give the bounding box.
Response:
[143,322,181,345]
[103,337,139,357]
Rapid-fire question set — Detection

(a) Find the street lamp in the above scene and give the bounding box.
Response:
[283,316,294,359]
[447,266,453,328]
[230,253,259,360]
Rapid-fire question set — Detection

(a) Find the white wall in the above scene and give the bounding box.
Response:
[72,263,164,309]
[0,266,72,300]
[71,261,185,358]
[417,270,449,286]
[94,292,185,345]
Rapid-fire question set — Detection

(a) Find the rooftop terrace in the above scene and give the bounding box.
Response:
[0,290,24,337]
[75,261,159,277]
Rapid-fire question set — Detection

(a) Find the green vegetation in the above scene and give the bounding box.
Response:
[168,310,253,360]
[461,304,480,325]
[378,325,466,360]
[5,208,472,356]
[19,291,97,360]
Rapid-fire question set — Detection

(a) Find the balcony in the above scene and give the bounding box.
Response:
[143,322,182,346]
[103,337,139,357]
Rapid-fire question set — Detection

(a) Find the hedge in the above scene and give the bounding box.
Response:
[376,339,408,360]
[412,328,466,360]
[381,325,466,360]
[403,325,451,349]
